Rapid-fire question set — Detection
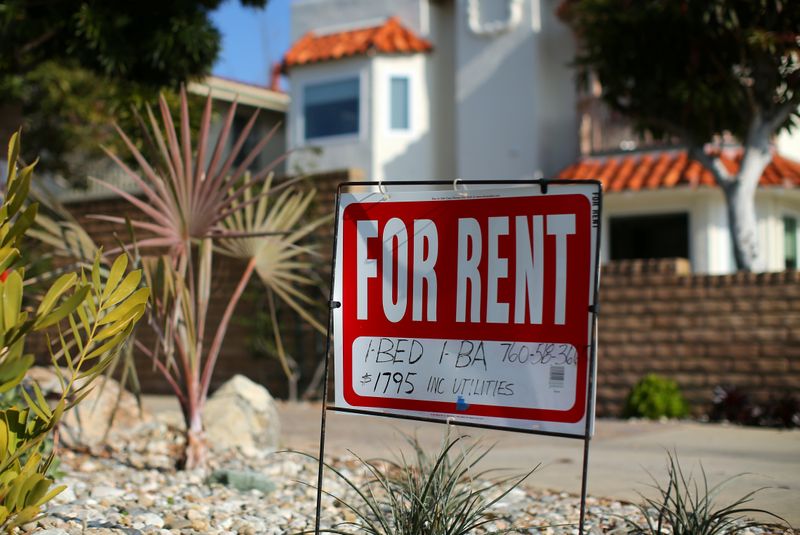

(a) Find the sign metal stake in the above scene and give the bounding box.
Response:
[578,313,598,535]
[314,190,344,535]
[312,302,332,535]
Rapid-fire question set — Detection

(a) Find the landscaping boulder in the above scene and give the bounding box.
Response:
[26,366,146,449]
[202,374,281,456]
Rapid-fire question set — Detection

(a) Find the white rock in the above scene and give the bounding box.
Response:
[52,485,77,504]
[203,375,281,455]
[90,485,126,499]
[186,508,204,521]
[134,512,165,528]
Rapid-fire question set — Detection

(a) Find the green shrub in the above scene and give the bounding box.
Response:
[0,132,147,530]
[624,374,689,419]
[625,452,787,534]
[0,385,61,479]
[305,433,536,535]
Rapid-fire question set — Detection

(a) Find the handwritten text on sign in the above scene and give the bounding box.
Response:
[332,185,599,435]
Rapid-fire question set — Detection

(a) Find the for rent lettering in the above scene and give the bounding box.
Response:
[355,214,576,325]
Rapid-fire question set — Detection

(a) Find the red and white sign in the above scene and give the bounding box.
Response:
[332,184,600,435]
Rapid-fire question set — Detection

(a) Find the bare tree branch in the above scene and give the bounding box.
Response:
[689,146,735,186]
[17,28,59,58]
[766,92,800,134]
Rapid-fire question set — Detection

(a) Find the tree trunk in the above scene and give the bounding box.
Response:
[722,123,772,272]
[722,181,759,271]
[182,411,208,471]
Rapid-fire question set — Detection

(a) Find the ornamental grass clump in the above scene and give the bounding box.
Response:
[308,433,536,535]
[625,452,787,535]
[33,88,329,469]
[0,133,147,530]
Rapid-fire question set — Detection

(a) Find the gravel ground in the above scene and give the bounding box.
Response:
[25,421,795,535]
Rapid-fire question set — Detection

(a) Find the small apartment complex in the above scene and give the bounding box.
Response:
[282,0,578,181]
[280,0,800,274]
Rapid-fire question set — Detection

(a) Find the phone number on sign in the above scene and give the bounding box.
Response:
[499,342,577,366]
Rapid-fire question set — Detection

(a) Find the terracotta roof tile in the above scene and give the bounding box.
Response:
[611,156,636,191]
[282,17,433,71]
[581,161,602,181]
[558,148,800,192]
[683,158,703,186]
[651,153,673,189]
[627,154,653,191]
[598,157,620,189]
[664,152,687,188]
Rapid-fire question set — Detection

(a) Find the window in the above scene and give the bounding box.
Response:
[610,213,689,261]
[232,113,259,170]
[304,78,359,139]
[785,216,798,270]
[389,76,410,130]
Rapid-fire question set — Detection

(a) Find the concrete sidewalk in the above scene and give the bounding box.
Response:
[276,401,800,527]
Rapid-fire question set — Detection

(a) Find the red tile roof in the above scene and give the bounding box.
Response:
[558,148,800,192]
[282,17,433,71]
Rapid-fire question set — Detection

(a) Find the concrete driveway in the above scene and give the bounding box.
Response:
[277,401,800,527]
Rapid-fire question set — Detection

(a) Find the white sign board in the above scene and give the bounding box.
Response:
[332,183,600,436]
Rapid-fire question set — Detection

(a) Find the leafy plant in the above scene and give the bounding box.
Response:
[761,393,800,429]
[711,385,800,428]
[0,132,147,530]
[306,433,536,535]
[624,374,689,420]
[561,0,800,271]
[0,384,61,479]
[710,385,758,426]
[625,452,787,535]
[36,88,329,469]
[0,1,268,177]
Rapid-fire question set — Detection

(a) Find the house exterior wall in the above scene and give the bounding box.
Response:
[291,0,426,41]
[371,55,434,180]
[453,0,578,179]
[429,0,457,180]
[763,189,800,270]
[777,126,800,162]
[287,58,373,176]
[230,106,287,172]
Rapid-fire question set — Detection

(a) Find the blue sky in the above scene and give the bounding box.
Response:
[211,0,292,87]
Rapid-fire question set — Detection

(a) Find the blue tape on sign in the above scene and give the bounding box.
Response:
[456,396,470,411]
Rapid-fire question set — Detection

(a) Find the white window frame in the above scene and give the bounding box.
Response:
[783,212,799,270]
[300,74,363,143]
[386,71,414,136]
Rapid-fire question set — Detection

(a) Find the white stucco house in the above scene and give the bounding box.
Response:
[558,147,800,274]
[281,0,578,181]
[279,0,800,274]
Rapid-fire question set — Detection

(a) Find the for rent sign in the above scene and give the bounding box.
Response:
[332,183,600,436]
